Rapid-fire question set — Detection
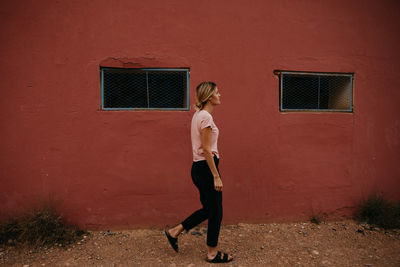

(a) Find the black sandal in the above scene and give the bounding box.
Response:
[206,251,233,263]
[164,229,178,252]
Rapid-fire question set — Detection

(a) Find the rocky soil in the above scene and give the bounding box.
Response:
[1,220,400,266]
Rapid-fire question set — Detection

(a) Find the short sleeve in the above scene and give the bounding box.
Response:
[199,112,213,130]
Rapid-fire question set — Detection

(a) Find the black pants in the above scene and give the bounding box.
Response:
[181,156,223,247]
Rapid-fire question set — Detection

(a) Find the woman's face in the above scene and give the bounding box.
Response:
[208,87,221,105]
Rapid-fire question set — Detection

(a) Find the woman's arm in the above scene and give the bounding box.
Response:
[201,127,223,191]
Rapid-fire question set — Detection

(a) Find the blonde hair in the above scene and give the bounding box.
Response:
[195,81,217,110]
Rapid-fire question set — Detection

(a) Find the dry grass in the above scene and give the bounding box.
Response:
[0,203,85,247]
[355,194,400,229]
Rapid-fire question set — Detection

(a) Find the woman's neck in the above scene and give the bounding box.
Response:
[202,103,214,114]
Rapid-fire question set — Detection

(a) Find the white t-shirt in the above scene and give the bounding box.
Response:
[191,110,219,162]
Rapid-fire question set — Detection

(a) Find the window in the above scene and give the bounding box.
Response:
[101,68,189,110]
[278,71,353,112]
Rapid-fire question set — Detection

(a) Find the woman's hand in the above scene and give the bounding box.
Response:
[214,176,223,191]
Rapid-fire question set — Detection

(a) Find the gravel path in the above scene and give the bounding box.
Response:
[1,220,400,266]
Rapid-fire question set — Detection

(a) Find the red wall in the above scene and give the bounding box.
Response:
[1,0,399,229]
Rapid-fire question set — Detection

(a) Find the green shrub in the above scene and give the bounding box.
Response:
[0,203,86,247]
[355,194,400,229]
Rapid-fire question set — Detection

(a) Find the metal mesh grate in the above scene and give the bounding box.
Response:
[280,72,353,112]
[101,68,189,110]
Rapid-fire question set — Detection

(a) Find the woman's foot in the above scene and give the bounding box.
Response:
[206,251,233,263]
[165,229,178,252]
[207,246,233,262]
[165,224,184,252]
[168,224,184,238]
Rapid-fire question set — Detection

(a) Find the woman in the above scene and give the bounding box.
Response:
[165,81,233,263]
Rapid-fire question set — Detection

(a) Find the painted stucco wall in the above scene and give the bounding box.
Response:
[1,0,399,229]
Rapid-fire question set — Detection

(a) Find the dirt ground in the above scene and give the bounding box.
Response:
[1,220,400,267]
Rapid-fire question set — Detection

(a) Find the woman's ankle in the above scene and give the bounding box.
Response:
[207,246,218,256]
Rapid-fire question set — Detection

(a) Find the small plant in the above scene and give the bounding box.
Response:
[0,203,86,247]
[355,193,400,229]
[310,213,323,224]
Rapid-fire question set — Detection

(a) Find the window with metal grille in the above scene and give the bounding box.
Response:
[279,71,353,112]
[101,68,189,110]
